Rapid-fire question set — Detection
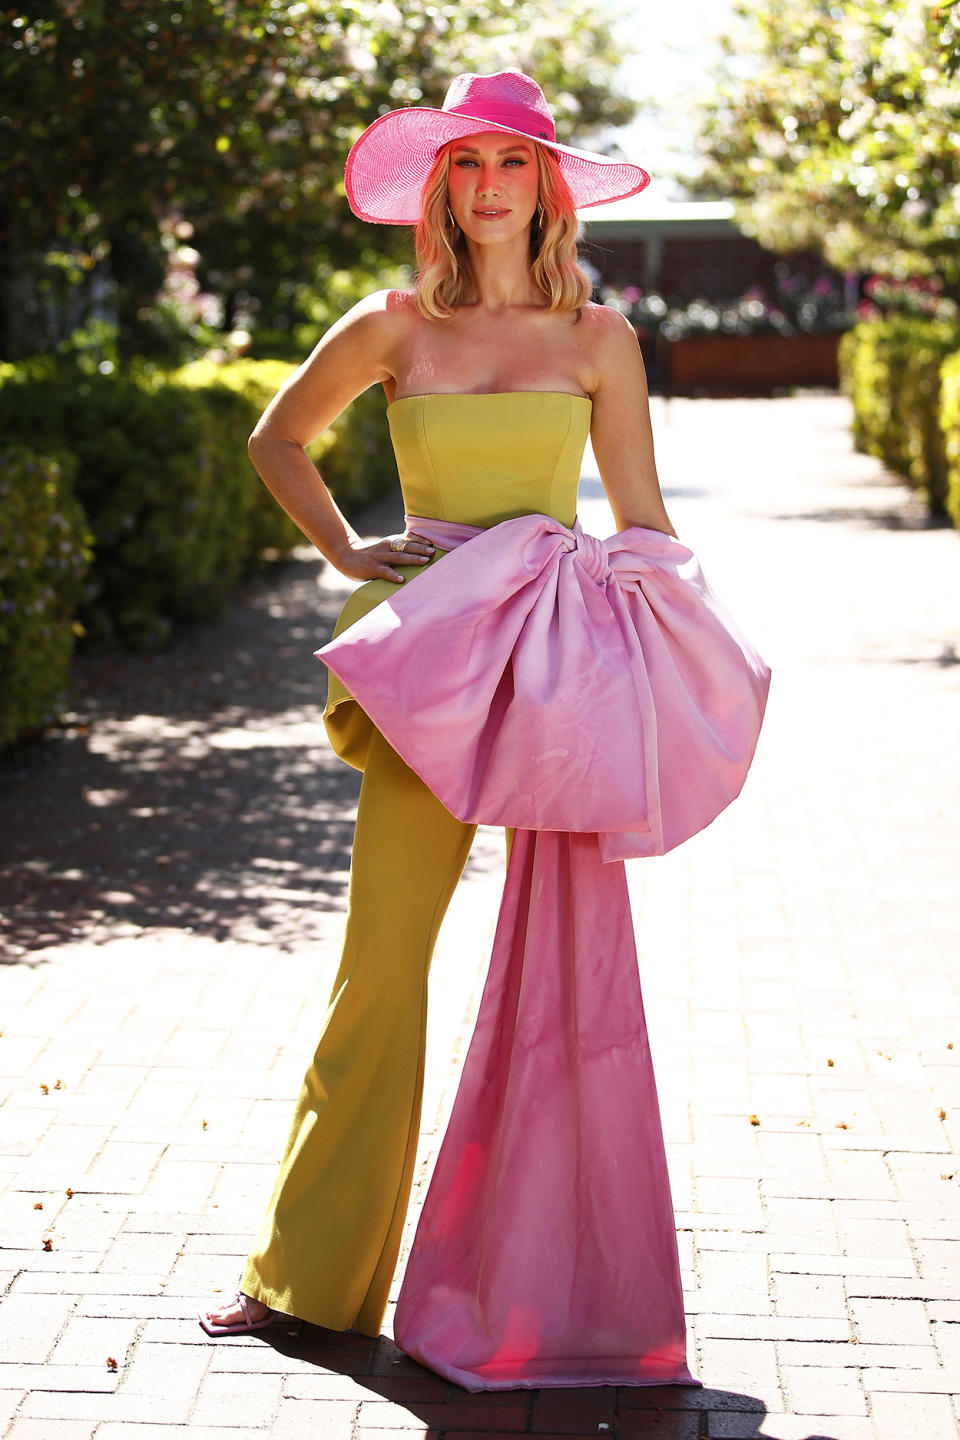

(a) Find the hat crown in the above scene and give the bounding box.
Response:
[441,70,556,143]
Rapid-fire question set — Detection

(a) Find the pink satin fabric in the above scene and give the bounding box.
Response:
[319,514,770,862]
[316,513,770,1390]
[393,825,699,1390]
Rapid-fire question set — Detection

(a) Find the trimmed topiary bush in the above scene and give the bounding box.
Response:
[940,351,960,531]
[0,446,92,746]
[840,317,960,513]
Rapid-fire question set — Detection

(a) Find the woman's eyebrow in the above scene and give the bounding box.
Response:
[451,142,533,156]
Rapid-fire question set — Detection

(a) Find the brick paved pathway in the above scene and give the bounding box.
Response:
[0,396,957,1439]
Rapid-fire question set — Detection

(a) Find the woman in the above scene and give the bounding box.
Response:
[200,70,769,1391]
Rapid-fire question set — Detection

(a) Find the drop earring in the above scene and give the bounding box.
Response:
[446,204,458,231]
[537,202,546,228]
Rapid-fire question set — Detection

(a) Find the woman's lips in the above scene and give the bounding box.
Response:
[473,208,510,219]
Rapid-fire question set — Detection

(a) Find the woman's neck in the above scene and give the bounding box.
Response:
[463,236,545,312]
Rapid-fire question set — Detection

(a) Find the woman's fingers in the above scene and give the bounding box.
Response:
[380,533,435,581]
[389,532,435,560]
[338,533,436,583]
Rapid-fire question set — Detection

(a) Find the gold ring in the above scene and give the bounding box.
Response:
[390,537,406,552]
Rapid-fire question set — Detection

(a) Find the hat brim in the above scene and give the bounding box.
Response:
[344,107,650,225]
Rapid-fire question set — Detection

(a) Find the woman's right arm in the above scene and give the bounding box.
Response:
[247,290,433,583]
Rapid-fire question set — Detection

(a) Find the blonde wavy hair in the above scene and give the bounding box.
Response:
[414,141,592,320]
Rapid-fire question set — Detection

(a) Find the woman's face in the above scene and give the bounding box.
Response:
[446,132,540,246]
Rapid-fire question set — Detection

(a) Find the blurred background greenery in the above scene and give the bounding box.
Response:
[1,0,958,744]
[2,0,635,362]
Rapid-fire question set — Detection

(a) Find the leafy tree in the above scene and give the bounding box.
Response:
[691,0,960,293]
[1,0,636,358]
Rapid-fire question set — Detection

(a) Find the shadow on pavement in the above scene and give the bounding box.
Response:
[0,553,360,959]
[766,503,950,531]
[241,1324,846,1439]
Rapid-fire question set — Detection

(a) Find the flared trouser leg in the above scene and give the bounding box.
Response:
[240,725,477,1335]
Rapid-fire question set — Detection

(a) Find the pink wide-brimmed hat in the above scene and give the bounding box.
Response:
[345,69,650,225]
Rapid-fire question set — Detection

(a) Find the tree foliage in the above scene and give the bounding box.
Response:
[692,0,960,291]
[1,0,636,356]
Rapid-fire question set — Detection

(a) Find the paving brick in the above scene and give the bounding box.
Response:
[48,1313,140,1366]
[0,1389,26,1430]
[17,1390,195,1423]
[354,1428,438,1440]
[81,1143,167,1196]
[268,1399,358,1439]
[280,1371,449,1402]
[775,1339,871,1369]
[780,1364,868,1416]
[0,1293,76,1364]
[6,1422,99,1440]
[619,1414,701,1438]
[698,1313,850,1342]
[191,1369,284,1427]
[770,1272,848,1318]
[358,1398,531,1429]
[530,1388,615,1430]
[0,1362,122,1391]
[707,1415,878,1439]
[119,1339,211,1404]
[869,1391,960,1440]
[861,1365,957,1394]
[7,1269,165,1297]
[97,1429,268,1440]
[694,1253,772,1315]
[849,1297,934,1347]
[695,1340,783,1412]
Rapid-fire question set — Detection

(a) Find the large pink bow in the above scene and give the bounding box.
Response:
[317,513,770,861]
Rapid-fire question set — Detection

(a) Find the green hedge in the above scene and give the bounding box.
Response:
[0,359,397,652]
[175,361,397,529]
[941,352,960,531]
[0,447,91,746]
[313,384,397,512]
[0,361,263,648]
[173,359,303,556]
[840,317,960,514]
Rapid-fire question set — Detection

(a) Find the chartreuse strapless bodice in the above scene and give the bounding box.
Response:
[324,391,593,768]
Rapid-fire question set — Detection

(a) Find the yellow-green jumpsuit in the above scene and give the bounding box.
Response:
[241,392,592,1333]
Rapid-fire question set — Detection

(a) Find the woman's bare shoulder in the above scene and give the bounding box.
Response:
[579,300,639,345]
[336,287,419,337]
[573,302,642,393]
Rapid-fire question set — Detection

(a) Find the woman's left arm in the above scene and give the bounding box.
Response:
[587,306,676,537]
